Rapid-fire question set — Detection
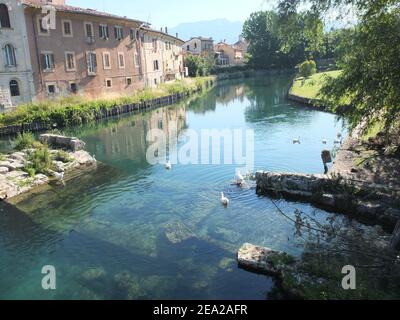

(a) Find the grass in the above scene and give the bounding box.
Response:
[13,132,43,151]
[24,146,54,175]
[0,77,214,129]
[290,70,342,100]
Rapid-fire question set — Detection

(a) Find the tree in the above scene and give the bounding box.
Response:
[242,10,325,69]
[278,0,400,132]
[299,60,317,78]
[184,54,215,77]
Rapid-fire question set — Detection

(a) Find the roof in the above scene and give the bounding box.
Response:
[188,36,214,42]
[22,0,145,25]
[141,27,185,44]
[22,0,184,43]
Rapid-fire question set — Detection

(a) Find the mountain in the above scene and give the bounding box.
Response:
[169,19,243,44]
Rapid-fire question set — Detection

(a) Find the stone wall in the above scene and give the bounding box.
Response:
[256,171,400,229]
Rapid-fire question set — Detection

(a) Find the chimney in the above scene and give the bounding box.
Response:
[161,27,163,32]
[176,33,179,38]
[165,27,168,34]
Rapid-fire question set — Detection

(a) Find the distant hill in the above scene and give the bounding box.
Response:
[169,19,243,44]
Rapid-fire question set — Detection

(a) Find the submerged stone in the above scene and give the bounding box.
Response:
[164,222,196,244]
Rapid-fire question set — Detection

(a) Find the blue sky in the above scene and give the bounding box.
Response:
[68,0,278,29]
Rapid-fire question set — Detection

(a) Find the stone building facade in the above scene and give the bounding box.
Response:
[0,0,185,107]
[0,0,35,108]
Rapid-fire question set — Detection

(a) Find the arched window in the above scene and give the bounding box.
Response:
[0,4,11,28]
[9,80,20,97]
[4,44,16,67]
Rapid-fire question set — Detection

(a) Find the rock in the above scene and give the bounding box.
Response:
[237,243,296,277]
[9,152,25,162]
[0,167,9,174]
[164,222,196,244]
[40,134,86,152]
[81,267,107,282]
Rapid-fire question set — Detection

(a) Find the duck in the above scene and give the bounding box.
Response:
[293,136,301,144]
[92,154,97,163]
[53,171,64,181]
[236,171,245,186]
[165,160,172,170]
[220,192,230,206]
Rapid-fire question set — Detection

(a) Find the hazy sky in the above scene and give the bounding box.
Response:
[68,0,278,28]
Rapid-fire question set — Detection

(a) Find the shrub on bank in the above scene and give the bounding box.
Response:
[299,60,317,78]
[0,77,214,129]
[24,146,54,175]
[13,132,43,150]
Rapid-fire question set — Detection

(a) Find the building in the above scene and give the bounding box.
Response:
[140,27,184,87]
[0,0,35,107]
[0,0,185,108]
[214,40,246,67]
[182,37,214,56]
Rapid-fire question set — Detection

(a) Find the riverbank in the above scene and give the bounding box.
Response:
[0,134,96,201]
[0,77,215,136]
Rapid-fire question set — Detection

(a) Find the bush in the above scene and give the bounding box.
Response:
[25,146,54,175]
[299,60,317,78]
[53,150,72,163]
[185,54,214,77]
[13,132,42,151]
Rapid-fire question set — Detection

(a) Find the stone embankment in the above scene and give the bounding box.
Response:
[0,134,96,201]
[256,128,400,229]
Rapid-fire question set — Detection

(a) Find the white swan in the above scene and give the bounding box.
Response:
[53,171,64,181]
[236,172,245,185]
[220,192,229,206]
[165,160,172,170]
[293,136,301,144]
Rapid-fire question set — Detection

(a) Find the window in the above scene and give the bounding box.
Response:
[0,3,11,28]
[153,60,159,71]
[85,22,93,37]
[152,38,158,52]
[118,52,125,69]
[62,20,73,37]
[114,26,123,40]
[99,24,109,39]
[126,77,132,86]
[9,80,20,97]
[70,82,78,94]
[134,51,140,67]
[154,78,157,85]
[40,52,55,71]
[4,44,16,67]
[37,17,49,36]
[65,52,76,71]
[46,83,57,95]
[187,45,190,51]
[86,51,97,75]
[105,79,112,88]
[102,52,111,70]
[130,28,135,41]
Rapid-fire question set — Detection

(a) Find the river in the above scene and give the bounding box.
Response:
[0,75,351,299]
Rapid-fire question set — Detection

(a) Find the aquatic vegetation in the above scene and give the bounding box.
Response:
[24,146,54,175]
[53,150,73,163]
[13,132,42,151]
[0,77,214,129]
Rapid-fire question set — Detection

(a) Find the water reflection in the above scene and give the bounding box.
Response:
[0,74,350,300]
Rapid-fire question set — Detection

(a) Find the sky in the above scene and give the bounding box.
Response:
[68,0,278,29]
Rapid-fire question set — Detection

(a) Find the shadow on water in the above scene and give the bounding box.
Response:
[0,74,355,300]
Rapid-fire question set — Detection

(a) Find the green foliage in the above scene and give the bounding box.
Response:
[278,0,400,134]
[184,54,215,77]
[53,150,72,163]
[26,167,36,178]
[299,60,317,78]
[242,10,325,68]
[0,78,213,129]
[13,132,42,151]
[24,146,54,175]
